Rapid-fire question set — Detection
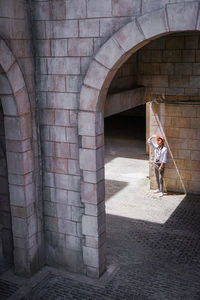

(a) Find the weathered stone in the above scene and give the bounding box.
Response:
[138,8,169,39]
[167,2,199,32]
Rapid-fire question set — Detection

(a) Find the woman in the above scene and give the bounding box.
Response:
[147,134,168,197]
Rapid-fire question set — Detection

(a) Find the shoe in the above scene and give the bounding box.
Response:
[154,189,160,193]
[159,192,163,197]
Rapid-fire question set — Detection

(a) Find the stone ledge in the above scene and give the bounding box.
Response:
[104,86,145,117]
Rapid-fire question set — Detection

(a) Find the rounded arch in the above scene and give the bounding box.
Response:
[0,39,40,276]
[78,2,200,278]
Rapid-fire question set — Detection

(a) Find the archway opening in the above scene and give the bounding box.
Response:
[103,31,200,282]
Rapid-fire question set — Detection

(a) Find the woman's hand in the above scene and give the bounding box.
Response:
[149,134,157,140]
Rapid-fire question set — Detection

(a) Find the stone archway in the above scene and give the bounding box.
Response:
[0,39,41,276]
[78,2,200,278]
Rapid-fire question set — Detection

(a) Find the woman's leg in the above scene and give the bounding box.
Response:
[159,167,165,193]
[154,164,160,191]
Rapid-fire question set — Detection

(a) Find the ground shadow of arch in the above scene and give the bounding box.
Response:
[78,2,200,277]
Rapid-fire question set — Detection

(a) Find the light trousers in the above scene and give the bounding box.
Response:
[154,164,165,193]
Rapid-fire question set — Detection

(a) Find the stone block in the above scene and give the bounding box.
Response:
[66,234,82,251]
[0,40,15,72]
[84,60,109,90]
[79,19,99,37]
[79,85,100,112]
[95,38,125,70]
[175,63,192,75]
[193,63,200,75]
[46,20,78,38]
[66,127,78,143]
[68,191,81,206]
[46,92,78,110]
[69,111,78,126]
[6,152,23,174]
[45,216,58,232]
[83,168,104,184]
[81,181,105,204]
[142,0,169,14]
[43,172,55,188]
[47,57,80,75]
[68,159,80,175]
[50,126,66,142]
[78,112,96,136]
[87,0,112,17]
[191,151,200,161]
[51,0,66,20]
[85,201,105,217]
[0,74,12,94]
[70,143,79,159]
[40,109,55,125]
[55,110,70,126]
[12,217,27,238]
[169,76,189,88]
[7,63,25,94]
[82,215,98,236]
[58,218,77,235]
[50,157,68,174]
[15,87,31,115]
[55,142,70,158]
[182,50,195,62]
[82,135,104,149]
[36,40,50,57]
[162,50,182,63]
[190,76,200,88]
[112,0,140,16]
[167,2,199,32]
[44,201,57,217]
[83,246,99,268]
[138,8,168,39]
[66,0,86,19]
[9,184,25,207]
[71,206,84,222]
[1,96,17,116]
[66,75,82,93]
[50,188,68,204]
[38,75,65,92]
[113,20,145,53]
[68,38,93,57]
[55,173,80,191]
[79,149,96,171]
[33,2,50,20]
[166,36,184,50]
[51,39,68,57]
[56,203,72,220]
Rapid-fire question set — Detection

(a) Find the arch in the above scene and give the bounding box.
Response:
[0,39,40,276]
[78,2,200,278]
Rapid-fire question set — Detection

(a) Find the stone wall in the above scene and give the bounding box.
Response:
[150,103,200,194]
[32,0,200,276]
[110,32,200,99]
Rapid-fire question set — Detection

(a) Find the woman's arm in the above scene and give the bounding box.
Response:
[147,134,157,149]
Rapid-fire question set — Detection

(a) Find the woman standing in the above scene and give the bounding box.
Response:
[147,135,168,197]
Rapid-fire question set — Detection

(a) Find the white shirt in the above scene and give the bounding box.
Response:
[147,138,167,164]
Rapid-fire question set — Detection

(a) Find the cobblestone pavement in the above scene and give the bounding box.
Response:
[2,193,199,300]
